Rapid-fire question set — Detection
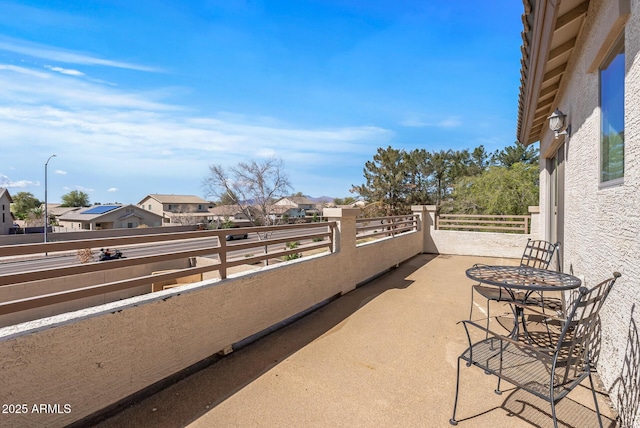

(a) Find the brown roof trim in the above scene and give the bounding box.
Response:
[516,0,590,145]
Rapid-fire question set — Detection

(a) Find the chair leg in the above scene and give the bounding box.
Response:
[469,285,476,320]
[551,399,558,428]
[449,358,462,425]
[588,373,604,428]
[485,299,491,340]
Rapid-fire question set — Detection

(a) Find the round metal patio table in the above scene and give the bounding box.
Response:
[466,265,582,337]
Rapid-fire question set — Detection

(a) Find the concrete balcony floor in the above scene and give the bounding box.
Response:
[96,254,618,428]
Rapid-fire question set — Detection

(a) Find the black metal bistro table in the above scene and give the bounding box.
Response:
[466,265,582,338]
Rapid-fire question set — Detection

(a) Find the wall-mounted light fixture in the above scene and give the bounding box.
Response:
[547,108,571,138]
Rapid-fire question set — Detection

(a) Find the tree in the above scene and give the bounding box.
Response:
[217,191,238,206]
[351,146,409,215]
[24,207,44,227]
[202,157,292,228]
[61,190,90,207]
[404,149,432,206]
[444,162,539,215]
[333,196,357,206]
[427,149,454,207]
[492,141,539,167]
[10,192,41,220]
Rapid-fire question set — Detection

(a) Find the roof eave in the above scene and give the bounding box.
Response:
[518,0,559,145]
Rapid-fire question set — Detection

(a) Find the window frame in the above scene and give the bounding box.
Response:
[598,35,625,189]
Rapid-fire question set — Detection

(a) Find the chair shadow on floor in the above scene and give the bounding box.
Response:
[452,386,616,428]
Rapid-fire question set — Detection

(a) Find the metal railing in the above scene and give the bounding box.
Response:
[436,214,530,234]
[356,215,418,240]
[0,222,335,317]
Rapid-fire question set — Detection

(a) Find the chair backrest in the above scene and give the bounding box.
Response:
[555,272,621,381]
[519,239,558,270]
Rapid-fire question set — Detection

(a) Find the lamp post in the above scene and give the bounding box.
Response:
[44,154,57,248]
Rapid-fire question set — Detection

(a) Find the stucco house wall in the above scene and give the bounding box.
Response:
[58,205,163,230]
[536,0,640,423]
[0,188,14,235]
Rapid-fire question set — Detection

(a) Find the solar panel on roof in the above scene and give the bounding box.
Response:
[82,205,121,214]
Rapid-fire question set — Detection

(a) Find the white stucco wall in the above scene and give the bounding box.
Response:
[538,0,640,424]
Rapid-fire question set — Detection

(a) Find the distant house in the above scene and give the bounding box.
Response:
[57,204,163,231]
[43,204,82,224]
[208,205,258,226]
[274,196,315,210]
[0,188,15,235]
[138,194,211,224]
[272,196,318,219]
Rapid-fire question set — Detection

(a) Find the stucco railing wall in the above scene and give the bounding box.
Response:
[419,205,541,258]
[0,208,423,427]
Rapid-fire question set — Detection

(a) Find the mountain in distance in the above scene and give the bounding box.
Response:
[230,195,335,205]
[305,195,334,203]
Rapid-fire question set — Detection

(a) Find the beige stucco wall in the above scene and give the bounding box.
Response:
[0,213,423,426]
[1,192,12,235]
[419,206,540,259]
[537,0,640,424]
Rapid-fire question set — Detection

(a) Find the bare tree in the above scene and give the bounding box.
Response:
[169,207,201,225]
[202,157,292,230]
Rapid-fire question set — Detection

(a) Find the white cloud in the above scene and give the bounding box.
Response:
[0,60,395,203]
[0,173,38,188]
[0,38,162,72]
[0,65,180,111]
[107,188,118,192]
[400,115,462,128]
[74,186,95,192]
[45,65,85,76]
[256,148,276,158]
[54,170,67,175]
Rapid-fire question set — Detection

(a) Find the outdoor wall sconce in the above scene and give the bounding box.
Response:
[548,108,571,138]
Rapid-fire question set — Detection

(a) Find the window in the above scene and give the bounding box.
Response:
[600,36,625,185]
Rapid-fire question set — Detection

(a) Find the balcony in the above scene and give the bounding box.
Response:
[0,207,623,427]
[90,253,615,428]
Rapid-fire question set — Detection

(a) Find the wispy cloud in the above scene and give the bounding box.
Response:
[0,58,394,203]
[0,173,38,188]
[45,65,84,76]
[400,115,462,128]
[54,170,67,175]
[0,65,179,111]
[0,37,162,72]
[62,185,95,193]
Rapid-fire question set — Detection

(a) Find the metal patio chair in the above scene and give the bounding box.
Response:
[450,272,621,427]
[469,239,559,329]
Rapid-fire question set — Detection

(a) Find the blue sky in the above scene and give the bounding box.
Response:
[0,0,524,204]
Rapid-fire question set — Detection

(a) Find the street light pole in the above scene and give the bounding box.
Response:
[44,154,57,248]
